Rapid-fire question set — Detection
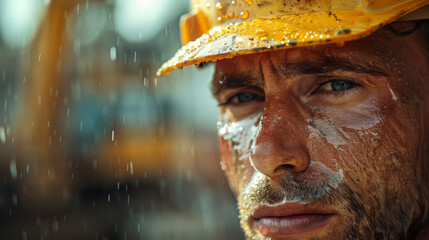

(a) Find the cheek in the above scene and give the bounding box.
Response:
[219,137,241,195]
[308,88,406,193]
[219,137,255,193]
[372,103,422,188]
[307,94,389,164]
[318,91,390,130]
[218,114,261,193]
[315,101,420,204]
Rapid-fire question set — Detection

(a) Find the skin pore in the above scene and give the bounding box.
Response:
[212,25,429,239]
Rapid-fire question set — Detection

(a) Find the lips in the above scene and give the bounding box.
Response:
[252,202,337,238]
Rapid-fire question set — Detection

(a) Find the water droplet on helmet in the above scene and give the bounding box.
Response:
[206,2,211,8]
[247,0,253,5]
[240,10,249,19]
[231,0,237,6]
[216,2,223,10]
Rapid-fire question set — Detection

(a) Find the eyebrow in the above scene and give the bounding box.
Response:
[279,59,389,77]
[211,56,389,98]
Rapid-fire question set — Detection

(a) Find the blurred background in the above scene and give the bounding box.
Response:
[0,0,242,239]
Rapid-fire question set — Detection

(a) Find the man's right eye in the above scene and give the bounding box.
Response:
[222,92,264,106]
[219,91,265,120]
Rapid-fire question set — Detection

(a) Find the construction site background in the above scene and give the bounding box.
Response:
[0,0,242,239]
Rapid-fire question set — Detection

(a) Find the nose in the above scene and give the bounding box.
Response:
[250,99,310,179]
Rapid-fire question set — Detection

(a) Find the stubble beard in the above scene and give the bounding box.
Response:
[236,170,423,240]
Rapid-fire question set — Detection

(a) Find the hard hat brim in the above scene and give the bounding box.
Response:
[157,2,429,76]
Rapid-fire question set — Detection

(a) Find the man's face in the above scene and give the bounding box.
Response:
[212,26,429,239]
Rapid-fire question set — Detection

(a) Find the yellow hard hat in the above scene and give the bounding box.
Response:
[157,0,429,76]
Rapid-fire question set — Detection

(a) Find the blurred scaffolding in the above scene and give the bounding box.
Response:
[0,0,242,239]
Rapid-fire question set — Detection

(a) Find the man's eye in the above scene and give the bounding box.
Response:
[236,92,258,103]
[320,79,357,92]
[223,92,263,105]
[219,91,264,120]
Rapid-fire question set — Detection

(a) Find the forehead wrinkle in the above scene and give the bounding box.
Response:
[323,45,392,76]
[277,54,389,77]
[272,45,391,77]
[327,56,389,76]
[212,45,391,97]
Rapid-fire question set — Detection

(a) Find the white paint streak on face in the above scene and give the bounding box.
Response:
[309,161,344,189]
[242,161,344,210]
[307,110,383,149]
[217,121,244,141]
[389,88,397,101]
[217,113,262,161]
[274,161,343,203]
[307,120,347,148]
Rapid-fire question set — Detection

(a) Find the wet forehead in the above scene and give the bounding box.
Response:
[211,46,388,96]
[215,45,388,75]
[212,28,421,94]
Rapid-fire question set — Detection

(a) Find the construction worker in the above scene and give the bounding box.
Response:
[158,1,429,239]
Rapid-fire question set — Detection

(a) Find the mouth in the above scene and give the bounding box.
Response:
[251,202,337,238]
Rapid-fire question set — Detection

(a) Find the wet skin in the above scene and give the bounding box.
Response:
[212,26,429,239]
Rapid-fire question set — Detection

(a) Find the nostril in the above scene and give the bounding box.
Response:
[274,164,295,173]
[274,156,309,173]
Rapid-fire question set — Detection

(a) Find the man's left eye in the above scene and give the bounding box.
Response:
[320,79,357,91]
